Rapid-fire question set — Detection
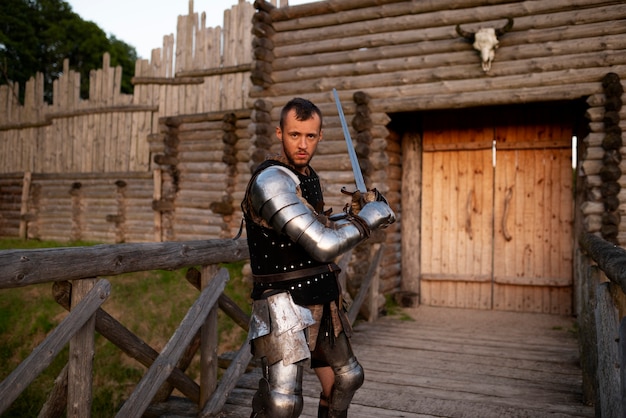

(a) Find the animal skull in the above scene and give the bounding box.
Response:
[456,18,514,72]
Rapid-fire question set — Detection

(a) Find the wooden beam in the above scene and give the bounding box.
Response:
[175,63,253,78]
[0,239,249,289]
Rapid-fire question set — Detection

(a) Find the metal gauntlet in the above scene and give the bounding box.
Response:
[356,201,396,230]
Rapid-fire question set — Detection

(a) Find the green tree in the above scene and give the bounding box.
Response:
[0,0,137,103]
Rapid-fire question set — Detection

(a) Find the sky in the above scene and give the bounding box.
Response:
[67,0,314,59]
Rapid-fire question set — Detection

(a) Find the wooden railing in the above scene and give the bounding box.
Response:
[578,232,626,418]
[0,238,382,416]
[0,239,250,417]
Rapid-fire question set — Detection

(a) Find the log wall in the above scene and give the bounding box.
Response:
[580,74,626,245]
[150,110,253,242]
[0,172,156,243]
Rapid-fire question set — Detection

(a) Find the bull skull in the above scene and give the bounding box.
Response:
[456,18,514,72]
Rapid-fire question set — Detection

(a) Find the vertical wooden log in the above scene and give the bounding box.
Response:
[401,131,422,302]
[580,264,599,408]
[595,281,620,418]
[19,171,31,239]
[153,169,163,242]
[67,278,96,418]
[199,264,219,406]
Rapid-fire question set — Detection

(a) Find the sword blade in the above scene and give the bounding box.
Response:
[332,88,367,193]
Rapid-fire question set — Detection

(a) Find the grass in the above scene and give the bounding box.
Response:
[0,238,251,417]
[383,294,415,321]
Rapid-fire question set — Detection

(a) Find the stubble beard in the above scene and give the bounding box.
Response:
[286,152,311,173]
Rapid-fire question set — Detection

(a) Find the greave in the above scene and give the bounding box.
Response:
[250,360,304,418]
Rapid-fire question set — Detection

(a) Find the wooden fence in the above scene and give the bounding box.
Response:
[577,232,626,418]
[0,237,382,416]
[0,0,255,175]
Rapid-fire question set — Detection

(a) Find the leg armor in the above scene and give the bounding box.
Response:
[250,358,304,418]
[313,331,364,417]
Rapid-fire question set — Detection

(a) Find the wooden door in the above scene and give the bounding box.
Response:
[492,110,573,314]
[420,104,573,314]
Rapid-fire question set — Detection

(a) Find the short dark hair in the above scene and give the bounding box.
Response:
[280,97,323,130]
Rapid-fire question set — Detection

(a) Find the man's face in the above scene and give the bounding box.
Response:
[276,109,322,174]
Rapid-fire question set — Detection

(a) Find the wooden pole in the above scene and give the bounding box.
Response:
[199,264,219,407]
[67,278,97,418]
[19,171,31,239]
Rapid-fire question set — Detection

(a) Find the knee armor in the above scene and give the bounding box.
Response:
[329,356,364,413]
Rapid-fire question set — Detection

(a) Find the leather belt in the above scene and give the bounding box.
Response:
[253,263,340,284]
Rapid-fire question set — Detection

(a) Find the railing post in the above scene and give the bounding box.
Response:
[68,278,97,417]
[595,281,621,417]
[200,264,219,406]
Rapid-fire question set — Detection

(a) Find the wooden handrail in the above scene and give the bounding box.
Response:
[578,232,626,415]
[0,239,249,289]
[579,232,626,293]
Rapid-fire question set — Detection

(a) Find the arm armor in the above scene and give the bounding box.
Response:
[250,166,376,263]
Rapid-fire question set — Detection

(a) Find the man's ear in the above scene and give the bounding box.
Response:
[275,125,282,141]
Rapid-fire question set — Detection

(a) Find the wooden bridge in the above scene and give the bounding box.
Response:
[221,305,593,418]
[2,234,625,416]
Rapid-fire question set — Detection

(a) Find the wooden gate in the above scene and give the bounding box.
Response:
[420,104,574,314]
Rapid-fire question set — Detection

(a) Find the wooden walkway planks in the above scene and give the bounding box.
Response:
[221,306,594,417]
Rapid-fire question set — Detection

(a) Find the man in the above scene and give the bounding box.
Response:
[242,97,395,418]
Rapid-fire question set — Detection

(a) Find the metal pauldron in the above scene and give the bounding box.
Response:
[250,166,367,262]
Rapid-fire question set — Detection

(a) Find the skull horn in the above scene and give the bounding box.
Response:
[455,24,475,41]
[495,18,514,37]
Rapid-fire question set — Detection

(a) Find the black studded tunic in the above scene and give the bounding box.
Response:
[243,159,340,306]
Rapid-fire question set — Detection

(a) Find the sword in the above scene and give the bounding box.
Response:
[332,88,367,193]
